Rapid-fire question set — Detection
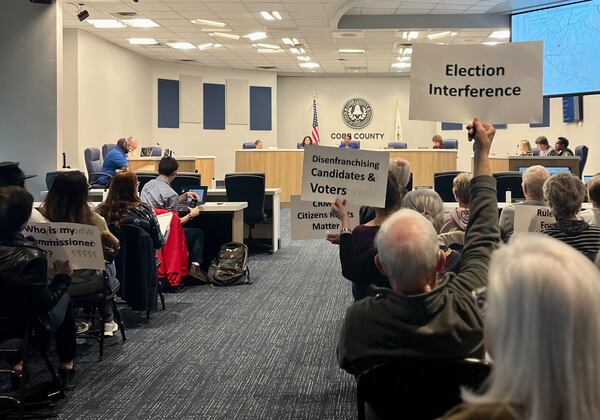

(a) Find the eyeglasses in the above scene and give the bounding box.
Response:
[471,287,487,314]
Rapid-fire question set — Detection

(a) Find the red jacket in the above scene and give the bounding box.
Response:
[154,209,188,286]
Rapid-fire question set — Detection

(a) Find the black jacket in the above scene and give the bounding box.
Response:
[0,234,71,334]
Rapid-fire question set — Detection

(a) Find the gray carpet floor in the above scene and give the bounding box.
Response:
[56,208,357,419]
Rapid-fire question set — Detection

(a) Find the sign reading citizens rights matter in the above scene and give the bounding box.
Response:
[409,42,543,124]
[301,145,389,208]
[290,196,359,240]
[24,222,105,271]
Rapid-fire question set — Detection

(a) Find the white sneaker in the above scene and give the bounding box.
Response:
[104,321,119,337]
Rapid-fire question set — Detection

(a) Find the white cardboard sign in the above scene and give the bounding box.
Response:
[290,196,360,240]
[409,42,543,124]
[23,222,105,270]
[514,205,554,233]
[301,145,390,208]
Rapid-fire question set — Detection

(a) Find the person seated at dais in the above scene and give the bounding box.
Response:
[98,137,139,186]
[432,134,444,149]
[254,140,263,149]
[300,136,313,148]
[517,139,532,156]
[534,136,556,156]
[554,136,574,156]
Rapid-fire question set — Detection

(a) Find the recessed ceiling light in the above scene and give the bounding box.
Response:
[128,38,158,45]
[213,44,222,48]
[254,43,280,50]
[402,31,419,41]
[391,62,411,69]
[297,56,311,61]
[122,19,159,28]
[260,11,282,21]
[197,43,214,50]
[87,19,125,29]
[483,41,499,46]
[290,47,306,55]
[427,31,457,40]
[244,32,268,41]
[489,30,510,39]
[209,32,240,40]
[403,48,413,55]
[398,56,411,62]
[299,62,320,69]
[167,42,196,50]
[282,37,299,46]
[257,48,283,54]
[339,49,365,54]
[191,19,226,28]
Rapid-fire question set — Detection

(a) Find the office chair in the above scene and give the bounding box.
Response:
[84,147,113,187]
[242,142,256,149]
[171,172,201,194]
[225,173,272,254]
[493,172,525,202]
[387,142,408,149]
[442,139,459,149]
[433,171,462,202]
[532,148,540,156]
[102,144,116,160]
[356,357,491,420]
[150,146,162,157]
[45,171,61,190]
[135,171,158,192]
[575,145,589,179]
[296,142,304,149]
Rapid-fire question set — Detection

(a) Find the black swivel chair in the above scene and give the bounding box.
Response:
[442,139,459,149]
[575,145,589,179]
[84,148,113,187]
[45,171,61,190]
[171,172,202,194]
[135,171,158,192]
[434,171,462,202]
[225,173,272,254]
[357,357,491,420]
[242,142,256,149]
[102,144,116,160]
[387,142,408,149]
[493,172,525,202]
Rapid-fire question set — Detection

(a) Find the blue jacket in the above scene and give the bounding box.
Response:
[99,147,128,185]
[339,142,358,149]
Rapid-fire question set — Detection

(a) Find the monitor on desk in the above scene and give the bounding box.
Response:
[140,147,153,157]
[519,166,571,175]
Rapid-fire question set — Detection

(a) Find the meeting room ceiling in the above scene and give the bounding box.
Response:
[61,0,570,75]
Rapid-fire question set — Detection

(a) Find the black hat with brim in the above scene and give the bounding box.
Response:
[0,162,36,186]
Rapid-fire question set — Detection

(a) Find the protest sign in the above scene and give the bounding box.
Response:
[409,42,543,124]
[301,145,389,208]
[514,205,554,233]
[23,222,105,270]
[290,196,360,240]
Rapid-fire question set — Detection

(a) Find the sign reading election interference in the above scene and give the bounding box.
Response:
[409,42,543,124]
[290,196,359,240]
[301,145,389,208]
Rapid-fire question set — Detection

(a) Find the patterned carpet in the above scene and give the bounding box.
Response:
[55,208,357,419]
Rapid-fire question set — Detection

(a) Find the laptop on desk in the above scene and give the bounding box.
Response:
[176,186,208,212]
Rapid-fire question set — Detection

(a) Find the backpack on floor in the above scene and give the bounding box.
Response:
[208,242,251,286]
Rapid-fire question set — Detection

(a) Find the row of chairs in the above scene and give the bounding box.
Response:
[435,171,526,203]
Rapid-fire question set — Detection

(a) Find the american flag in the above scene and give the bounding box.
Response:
[311,99,320,145]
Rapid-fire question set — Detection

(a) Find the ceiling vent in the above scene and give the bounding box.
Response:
[333,31,365,39]
[345,66,367,73]
[257,66,277,70]
[110,11,138,18]
[178,59,197,63]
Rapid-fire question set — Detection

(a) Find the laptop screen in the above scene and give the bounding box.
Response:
[181,186,207,205]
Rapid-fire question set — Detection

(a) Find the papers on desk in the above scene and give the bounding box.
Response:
[157,212,173,237]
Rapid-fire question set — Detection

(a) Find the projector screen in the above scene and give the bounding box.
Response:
[512,0,600,96]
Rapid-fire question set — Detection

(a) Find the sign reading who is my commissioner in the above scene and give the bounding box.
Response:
[301,145,390,208]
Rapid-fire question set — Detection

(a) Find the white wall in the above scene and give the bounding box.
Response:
[0,0,61,197]
[151,62,278,179]
[64,29,153,171]
[278,76,436,149]
[437,95,600,175]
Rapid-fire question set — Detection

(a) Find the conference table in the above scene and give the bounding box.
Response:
[235,149,457,203]
[128,156,216,183]
[470,156,580,175]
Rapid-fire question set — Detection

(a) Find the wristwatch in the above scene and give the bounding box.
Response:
[340,227,352,234]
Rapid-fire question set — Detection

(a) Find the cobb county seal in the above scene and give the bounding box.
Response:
[342,98,373,129]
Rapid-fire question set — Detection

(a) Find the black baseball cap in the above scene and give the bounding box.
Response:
[0,162,36,186]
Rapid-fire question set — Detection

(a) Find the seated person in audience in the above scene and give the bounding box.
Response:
[327,171,405,301]
[0,161,36,188]
[96,171,165,250]
[337,117,499,375]
[339,134,356,149]
[98,137,138,186]
[441,172,472,233]
[301,136,313,148]
[34,171,122,336]
[443,235,600,420]
[432,134,444,149]
[359,158,411,224]
[579,174,600,226]
[0,186,76,388]
[254,140,263,149]
[499,165,549,241]
[534,136,556,156]
[140,157,206,280]
[554,136,574,156]
[539,173,600,261]
[517,139,533,156]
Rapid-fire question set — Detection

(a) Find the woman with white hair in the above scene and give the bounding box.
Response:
[444,234,600,420]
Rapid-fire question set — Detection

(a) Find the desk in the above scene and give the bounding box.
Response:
[129,156,216,183]
[196,202,247,243]
[207,188,281,252]
[235,149,457,202]
[470,156,580,175]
